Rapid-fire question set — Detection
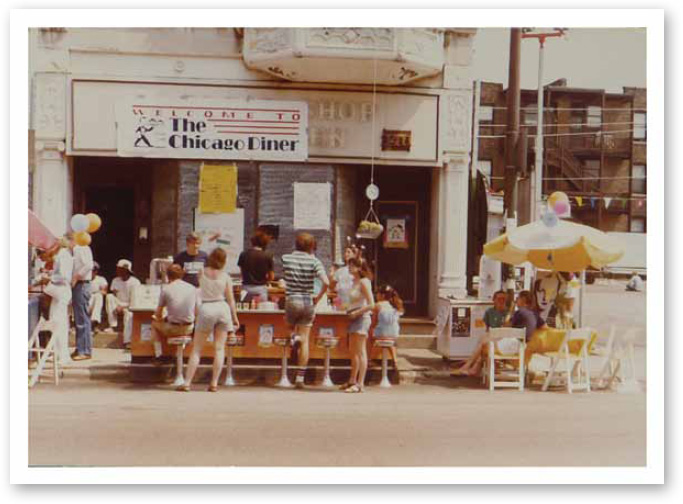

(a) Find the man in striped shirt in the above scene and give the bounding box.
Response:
[282,233,329,388]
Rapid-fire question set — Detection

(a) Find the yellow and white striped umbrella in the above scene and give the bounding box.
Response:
[483,219,624,272]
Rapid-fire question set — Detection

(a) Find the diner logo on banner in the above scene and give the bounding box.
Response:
[115,99,308,161]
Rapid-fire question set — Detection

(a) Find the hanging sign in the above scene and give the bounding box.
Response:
[381,129,412,152]
[115,99,308,161]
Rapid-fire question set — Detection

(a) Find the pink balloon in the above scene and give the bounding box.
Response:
[554,200,569,215]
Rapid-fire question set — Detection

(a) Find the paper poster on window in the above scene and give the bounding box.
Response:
[383,218,409,249]
[194,208,244,274]
[199,163,237,214]
[293,182,331,230]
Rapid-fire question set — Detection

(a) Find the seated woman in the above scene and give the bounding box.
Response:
[452,290,509,377]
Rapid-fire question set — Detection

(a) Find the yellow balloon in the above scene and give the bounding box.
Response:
[86,213,102,233]
[74,231,92,246]
[548,191,569,208]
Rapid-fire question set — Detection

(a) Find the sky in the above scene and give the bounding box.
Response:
[471,28,647,92]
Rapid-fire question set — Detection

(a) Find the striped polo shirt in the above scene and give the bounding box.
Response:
[282,251,327,296]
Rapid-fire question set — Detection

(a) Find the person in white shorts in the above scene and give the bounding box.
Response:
[179,248,239,392]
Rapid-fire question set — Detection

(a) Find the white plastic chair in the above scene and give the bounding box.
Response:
[596,328,640,391]
[541,328,592,393]
[482,328,527,392]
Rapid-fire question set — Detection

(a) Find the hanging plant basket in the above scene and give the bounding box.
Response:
[356,207,384,240]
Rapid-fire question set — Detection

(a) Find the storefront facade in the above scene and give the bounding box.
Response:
[29,28,477,317]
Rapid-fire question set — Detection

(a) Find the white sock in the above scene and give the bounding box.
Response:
[153,341,162,358]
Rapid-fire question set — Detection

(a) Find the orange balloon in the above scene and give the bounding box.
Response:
[86,213,102,233]
[74,231,92,246]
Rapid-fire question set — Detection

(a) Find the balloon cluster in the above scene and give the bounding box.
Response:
[547,191,570,217]
[70,213,102,246]
[541,191,571,228]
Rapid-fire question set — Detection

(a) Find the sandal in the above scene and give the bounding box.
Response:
[344,384,363,393]
[338,382,353,390]
[207,384,218,393]
[176,385,190,392]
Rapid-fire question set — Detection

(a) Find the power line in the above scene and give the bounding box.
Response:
[480,121,639,128]
[488,106,647,112]
[477,129,638,139]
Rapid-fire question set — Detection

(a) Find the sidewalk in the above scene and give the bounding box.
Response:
[33,345,646,392]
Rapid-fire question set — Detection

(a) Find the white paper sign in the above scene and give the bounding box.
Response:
[115,99,308,161]
[140,323,152,342]
[130,285,161,311]
[293,182,331,230]
[194,208,245,275]
[258,325,274,347]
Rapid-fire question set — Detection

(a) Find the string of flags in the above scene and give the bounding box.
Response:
[542,195,645,210]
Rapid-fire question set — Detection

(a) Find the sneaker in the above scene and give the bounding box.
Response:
[71,353,92,361]
[295,379,305,389]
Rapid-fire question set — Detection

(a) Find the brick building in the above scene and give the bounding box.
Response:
[474,79,647,233]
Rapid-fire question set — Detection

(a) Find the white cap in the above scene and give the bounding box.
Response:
[116,259,133,272]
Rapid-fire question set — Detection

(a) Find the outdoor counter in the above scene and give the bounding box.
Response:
[130,308,386,362]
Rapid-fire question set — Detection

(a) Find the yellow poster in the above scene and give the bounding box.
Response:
[199,163,237,213]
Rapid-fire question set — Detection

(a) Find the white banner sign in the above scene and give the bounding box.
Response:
[115,99,308,161]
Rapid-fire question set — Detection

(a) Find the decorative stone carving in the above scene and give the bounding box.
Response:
[440,91,472,153]
[242,28,445,85]
[245,28,291,53]
[33,73,66,140]
[306,28,394,51]
[398,29,442,62]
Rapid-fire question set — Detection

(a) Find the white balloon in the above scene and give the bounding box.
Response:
[541,211,559,228]
[71,214,89,233]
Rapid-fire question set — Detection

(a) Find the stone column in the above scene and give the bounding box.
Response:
[32,72,70,237]
[438,154,470,299]
[438,32,475,299]
[33,140,70,237]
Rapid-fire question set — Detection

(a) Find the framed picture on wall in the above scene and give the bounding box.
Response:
[383,217,409,249]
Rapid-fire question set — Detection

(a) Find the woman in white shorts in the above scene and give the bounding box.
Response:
[341,257,375,393]
[179,248,239,392]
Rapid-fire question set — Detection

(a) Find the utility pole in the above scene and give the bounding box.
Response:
[522,28,567,221]
[503,28,522,232]
[502,28,522,288]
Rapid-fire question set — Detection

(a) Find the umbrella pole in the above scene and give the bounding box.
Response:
[579,270,586,327]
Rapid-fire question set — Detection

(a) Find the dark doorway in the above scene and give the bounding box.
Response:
[356,166,431,316]
[85,188,135,282]
[73,157,153,282]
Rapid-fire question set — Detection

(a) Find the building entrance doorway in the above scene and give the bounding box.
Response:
[73,157,153,282]
[356,166,431,317]
[85,187,135,282]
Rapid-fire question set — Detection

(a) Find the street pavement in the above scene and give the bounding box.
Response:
[28,280,647,467]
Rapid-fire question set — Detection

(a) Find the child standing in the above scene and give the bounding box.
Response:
[372,285,404,369]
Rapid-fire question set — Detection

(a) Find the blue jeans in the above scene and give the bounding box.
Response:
[72,281,92,355]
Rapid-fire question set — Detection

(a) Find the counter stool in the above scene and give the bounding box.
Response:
[273,335,294,388]
[167,335,193,388]
[374,337,397,388]
[315,334,339,388]
[224,333,245,387]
